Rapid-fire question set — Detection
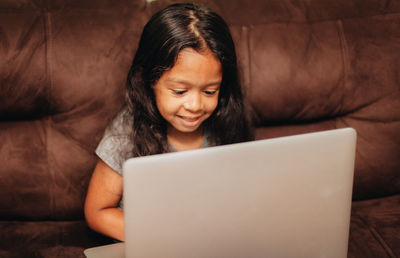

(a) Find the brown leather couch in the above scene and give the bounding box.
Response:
[1,0,399,257]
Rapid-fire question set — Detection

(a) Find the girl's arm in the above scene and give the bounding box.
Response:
[84,159,124,241]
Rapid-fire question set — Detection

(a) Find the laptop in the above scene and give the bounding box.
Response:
[84,128,357,258]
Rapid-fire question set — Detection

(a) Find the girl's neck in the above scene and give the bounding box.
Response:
[167,125,204,151]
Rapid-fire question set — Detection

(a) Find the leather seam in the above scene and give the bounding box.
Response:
[359,215,396,258]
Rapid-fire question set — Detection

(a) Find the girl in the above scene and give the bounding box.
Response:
[84,3,253,241]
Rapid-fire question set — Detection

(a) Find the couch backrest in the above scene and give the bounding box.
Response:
[1,0,399,220]
[0,0,147,220]
[210,0,400,201]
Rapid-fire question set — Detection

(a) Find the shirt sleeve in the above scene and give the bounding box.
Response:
[95,107,133,174]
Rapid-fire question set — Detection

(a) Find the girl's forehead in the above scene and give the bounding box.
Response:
[175,47,220,64]
[169,49,221,75]
[156,48,222,88]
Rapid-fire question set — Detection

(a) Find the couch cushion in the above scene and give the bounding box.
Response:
[348,194,400,257]
[0,0,146,220]
[229,12,400,200]
[0,220,113,258]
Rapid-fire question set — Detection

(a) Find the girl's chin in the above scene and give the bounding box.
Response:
[175,126,201,134]
[168,123,203,135]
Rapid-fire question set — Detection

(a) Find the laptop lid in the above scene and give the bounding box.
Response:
[121,128,356,258]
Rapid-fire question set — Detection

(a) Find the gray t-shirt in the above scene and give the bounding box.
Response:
[95,107,213,175]
[95,107,133,175]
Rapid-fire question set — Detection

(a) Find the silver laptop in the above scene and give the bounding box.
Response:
[84,128,357,258]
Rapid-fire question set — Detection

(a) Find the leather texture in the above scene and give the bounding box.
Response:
[0,0,399,257]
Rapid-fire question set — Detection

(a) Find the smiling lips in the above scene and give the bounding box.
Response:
[177,115,202,126]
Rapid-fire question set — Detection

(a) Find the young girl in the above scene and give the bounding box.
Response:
[84,3,253,241]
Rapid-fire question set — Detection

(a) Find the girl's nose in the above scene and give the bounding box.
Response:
[183,93,202,112]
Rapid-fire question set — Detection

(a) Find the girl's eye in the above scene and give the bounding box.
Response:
[172,90,186,95]
[204,90,217,96]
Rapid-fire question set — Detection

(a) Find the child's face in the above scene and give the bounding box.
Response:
[153,48,222,134]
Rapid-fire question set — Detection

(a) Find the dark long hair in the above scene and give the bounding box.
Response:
[126,3,253,156]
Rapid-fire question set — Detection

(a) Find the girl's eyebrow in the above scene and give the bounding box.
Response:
[165,78,222,87]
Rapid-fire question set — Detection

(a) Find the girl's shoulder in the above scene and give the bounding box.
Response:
[104,106,133,137]
[95,106,134,174]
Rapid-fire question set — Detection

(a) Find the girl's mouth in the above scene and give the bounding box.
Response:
[178,115,202,126]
